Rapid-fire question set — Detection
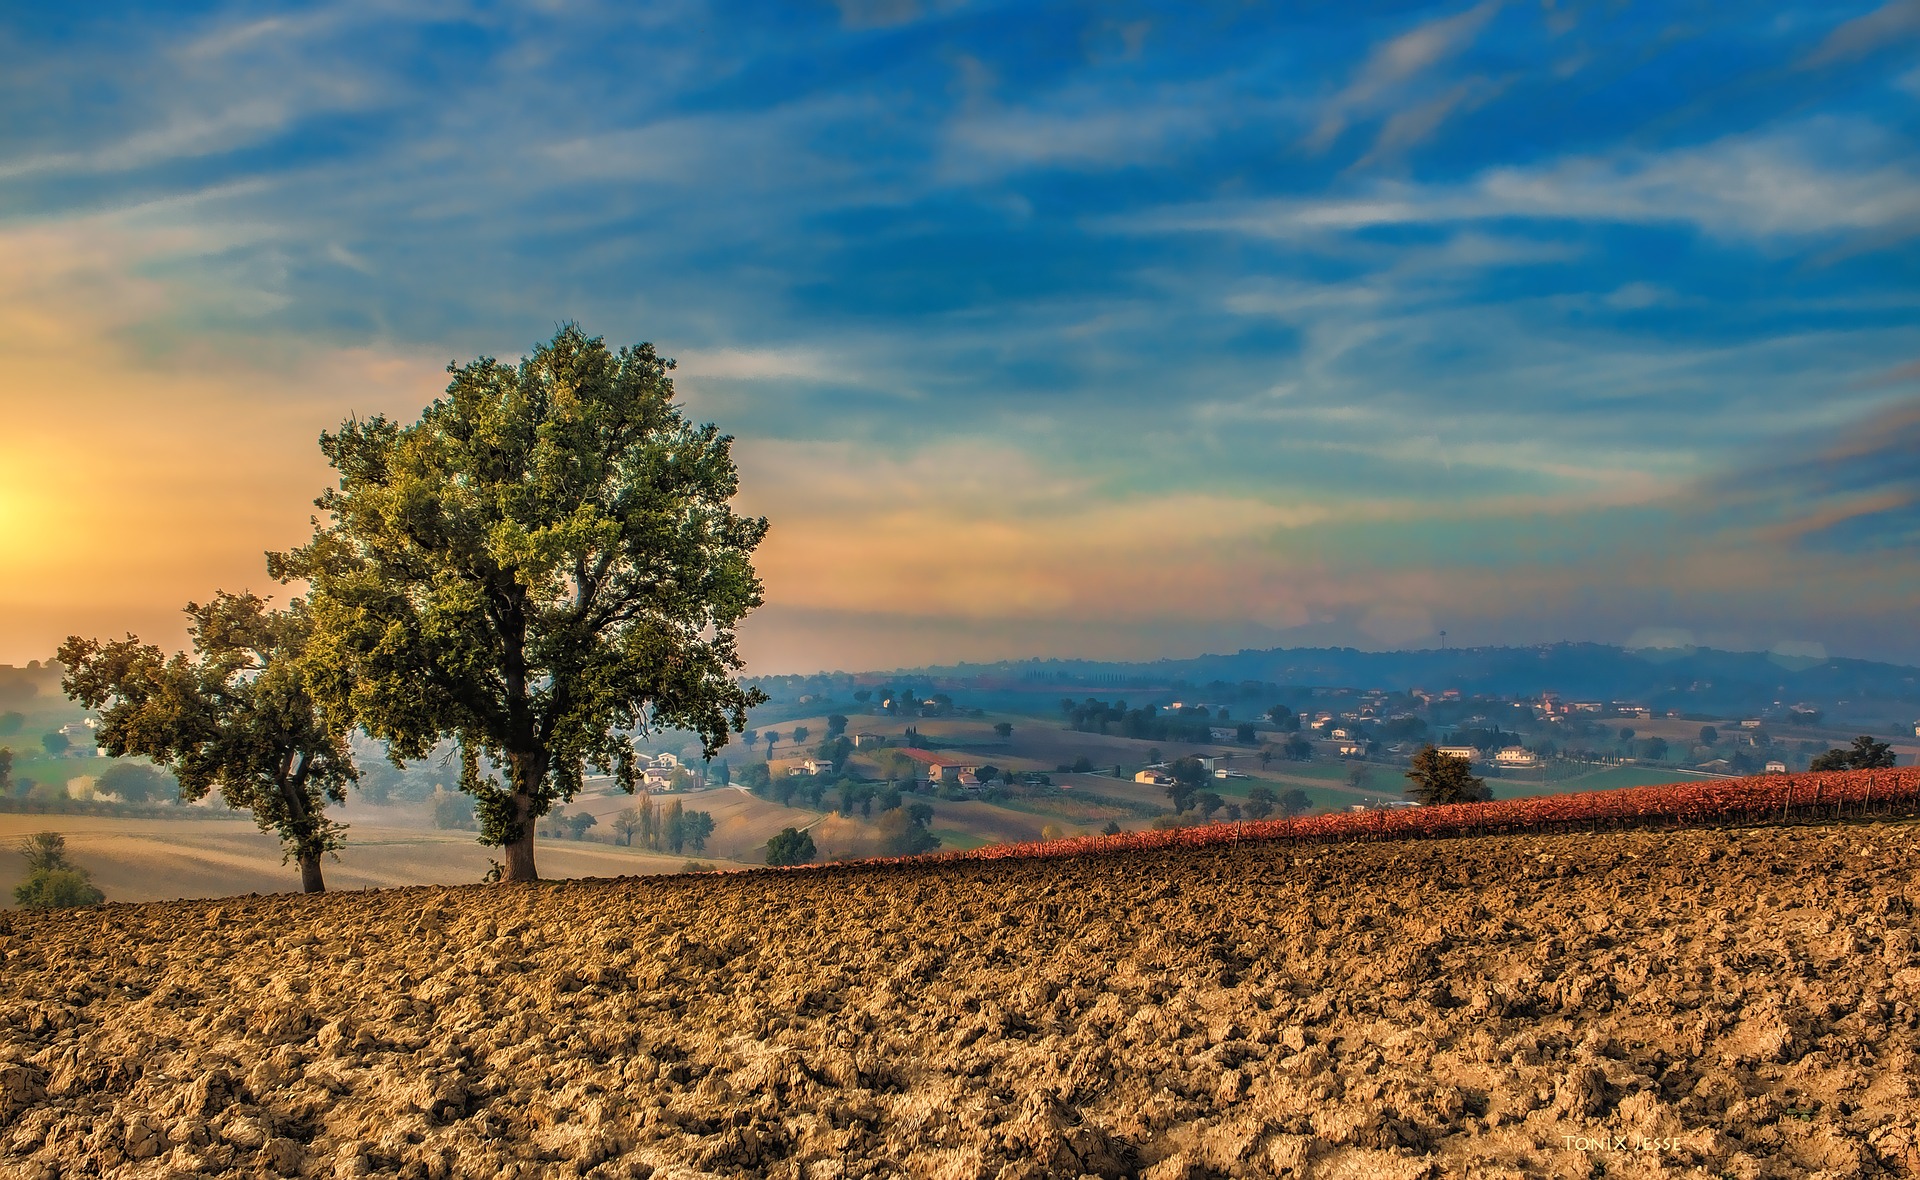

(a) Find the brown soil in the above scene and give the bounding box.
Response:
[2,820,1918,1179]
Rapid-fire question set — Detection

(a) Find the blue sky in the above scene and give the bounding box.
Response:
[1,1,1917,671]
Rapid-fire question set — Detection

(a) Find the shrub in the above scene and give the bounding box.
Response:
[765,827,816,866]
[15,868,104,909]
[12,833,103,908]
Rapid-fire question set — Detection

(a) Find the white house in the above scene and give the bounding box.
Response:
[1135,769,1173,786]
[1765,760,1788,774]
[1436,745,1480,763]
[803,757,835,776]
[1494,747,1540,768]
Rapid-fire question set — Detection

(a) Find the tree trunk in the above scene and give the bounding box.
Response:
[298,851,326,893]
[504,789,539,881]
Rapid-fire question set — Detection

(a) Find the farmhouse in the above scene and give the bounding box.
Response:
[1765,760,1788,774]
[1436,745,1481,763]
[896,748,978,784]
[1134,770,1174,786]
[1494,747,1540,768]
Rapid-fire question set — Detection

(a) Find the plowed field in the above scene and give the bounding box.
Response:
[3,819,1918,1179]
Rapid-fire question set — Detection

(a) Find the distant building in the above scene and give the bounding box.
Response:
[1494,747,1540,768]
[897,748,978,784]
[1696,759,1734,774]
[1764,760,1788,774]
[1134,770,1174,786]
[803,758,835,776]
[1208,727,1236,742]
[852,733,886,747]
[1336,742,1365,757]
[1436,746,1480,763]
[1740,719,1762,729]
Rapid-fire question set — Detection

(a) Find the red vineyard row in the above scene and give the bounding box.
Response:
[833,767,1920,870]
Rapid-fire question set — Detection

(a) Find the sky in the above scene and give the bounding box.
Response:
[1,1,1917,674]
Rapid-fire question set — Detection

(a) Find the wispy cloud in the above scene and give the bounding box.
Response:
[1307,1,1502,152]
[1128,122,1920,240]
[1799,0,1920,69]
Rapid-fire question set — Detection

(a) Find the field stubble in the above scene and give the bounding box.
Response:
[1,820,1918,1179]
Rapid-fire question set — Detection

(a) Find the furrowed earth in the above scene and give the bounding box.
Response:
[3,820,1918,1179]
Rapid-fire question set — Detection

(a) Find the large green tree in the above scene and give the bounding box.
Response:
[58,593,356,892]
[273,325,767,882]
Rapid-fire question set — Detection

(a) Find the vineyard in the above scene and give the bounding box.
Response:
[916,766,1920,867]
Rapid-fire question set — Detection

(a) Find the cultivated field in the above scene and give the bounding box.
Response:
[2,816,1917,1178]
[0,813,737,905]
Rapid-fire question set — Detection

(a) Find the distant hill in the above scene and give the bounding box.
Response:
[871,642,1920,722]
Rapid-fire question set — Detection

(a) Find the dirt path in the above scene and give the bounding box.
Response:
[1,820,1917,1178]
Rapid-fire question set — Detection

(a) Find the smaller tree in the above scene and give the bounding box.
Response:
[994,721,1013,739]
[1698,725,1719,747]
[1245,785,1276,819]
[1404,744,1488,805]
[1235,723,1256,743]
[564,811,599,840]
[612,808,642,846]
[766,826,816,866]
[18,831,70,872]
[59,593,356,893]
[852,689,871,706]
[13,832,104,909]
[1195,791,1224,822]
[1284,734,1313,761]
[1346,764,1372,791]
[1102,820,1122,835]
[1280,788,1312,816]
[42,732,69,757]
[664,800,687,853]
[826,714,848,739]
[433,788,476,830]
[680,810,714,852]
[96,762,176,804]
[764,730,781,758]
[791,726,810,746]
[1811,735,1897,771]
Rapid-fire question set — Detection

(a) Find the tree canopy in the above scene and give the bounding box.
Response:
[59,593,356,892]
[1810,735,1897,772]
[766,826,816,866]
[1404,744,1489,806]
[273,325,767,882]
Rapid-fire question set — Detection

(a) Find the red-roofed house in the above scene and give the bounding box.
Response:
[895,748,979,784]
